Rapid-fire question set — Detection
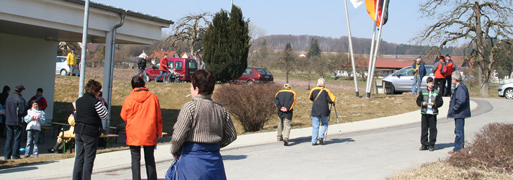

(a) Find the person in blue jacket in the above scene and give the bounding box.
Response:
[411,57,426,95]
[447,71,471,154]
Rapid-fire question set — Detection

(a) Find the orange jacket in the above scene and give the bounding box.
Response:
[446,60,455,76]
[159,57,169,72]
[433,59,446,79]
[120,87,163,146]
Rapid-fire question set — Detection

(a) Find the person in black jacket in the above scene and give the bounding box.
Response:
[136,55,148,78]
[4,84,27,160]
[274,83,296,146]
[73,79,109,180]
[416,77,443,152]
[309,78,336,145]
[447,71,471,154]
[0,85,10,137]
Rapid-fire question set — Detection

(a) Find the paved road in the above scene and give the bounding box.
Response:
[74,98,509,180]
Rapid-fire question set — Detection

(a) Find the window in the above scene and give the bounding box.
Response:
[57,57,66,62]
[398,68,414,76]
[257,68,271,75]
[175,61,183,69]
[168,61,174,69]
[242,68,253,75]
[187,60,197,69]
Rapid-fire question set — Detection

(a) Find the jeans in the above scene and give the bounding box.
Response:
[412,76,421,94]
[454,118,465,152]
[420,114,437,147]
[277,117,292,140]
[25,130,40,156]
[4,125,22,159]
[130,146,157,180]
[69,65,76,76]
[311,116,329,144]
[136,69,147,77]
[155,71,167,83]
[73,133,99,180]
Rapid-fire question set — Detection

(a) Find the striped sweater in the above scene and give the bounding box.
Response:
[171,94,237,154]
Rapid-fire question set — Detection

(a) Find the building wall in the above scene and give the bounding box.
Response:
[0,33,57,121]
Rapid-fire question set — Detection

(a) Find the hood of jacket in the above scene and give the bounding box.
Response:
[130,87,151,103]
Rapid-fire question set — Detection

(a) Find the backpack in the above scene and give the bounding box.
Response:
[440,62,448,75]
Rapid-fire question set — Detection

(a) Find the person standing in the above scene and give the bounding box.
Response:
[433,55,447,96]
[411,57,426,95]
[168,69,237,180]
[416,77,443,152]
[120,76,163,180]
[67,49,77,76]
[29,88,48,111]
[4,84,27,160]
[444,55,456,97]
[274,83,296,146]
[23,100,46,158]
[136,55,148,78]
[0,85,10,137]
[73,79,108,180]
[447,71,471,154]
[155,54,169,83]
[309,78,336,146]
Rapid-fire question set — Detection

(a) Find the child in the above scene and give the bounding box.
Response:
[24,100,46,157]
[416,77,443,151]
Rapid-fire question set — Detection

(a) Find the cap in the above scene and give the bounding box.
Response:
[283,83,291,88]
[15,84,25,91]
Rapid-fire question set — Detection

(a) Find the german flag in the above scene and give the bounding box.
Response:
[366,0,389,26]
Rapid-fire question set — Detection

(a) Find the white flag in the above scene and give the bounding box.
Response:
[349,0,365,9]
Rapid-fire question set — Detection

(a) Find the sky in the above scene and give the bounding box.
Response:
[92,0,434,45]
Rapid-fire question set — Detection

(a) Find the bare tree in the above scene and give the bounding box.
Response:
[164,12,211,68]
[417,0,513,97]
[276,43,296,83]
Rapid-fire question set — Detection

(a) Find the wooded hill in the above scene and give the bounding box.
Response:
[251,35,463,55]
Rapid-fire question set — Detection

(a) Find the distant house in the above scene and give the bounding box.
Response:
[149,50,179,64]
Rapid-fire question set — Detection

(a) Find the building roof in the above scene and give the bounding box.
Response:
[375,58,414,69]
[150,51,177,59]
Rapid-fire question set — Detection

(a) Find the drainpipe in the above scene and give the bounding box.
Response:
[103,11,126,130]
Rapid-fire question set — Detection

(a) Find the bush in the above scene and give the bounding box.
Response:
[448,123,513,173]
[214,83,281,132]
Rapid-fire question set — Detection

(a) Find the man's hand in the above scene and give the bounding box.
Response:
[423,102,427,106]
[280,107,288,112]
[429,102,435,106]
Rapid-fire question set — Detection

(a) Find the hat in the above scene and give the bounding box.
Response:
[15,84,25,91]
[283,84,291,88]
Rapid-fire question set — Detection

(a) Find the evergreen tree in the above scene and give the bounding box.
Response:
[203,5,250,82]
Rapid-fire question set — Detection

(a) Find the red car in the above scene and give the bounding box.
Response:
[142,58,197,82]
[234,67,274,84]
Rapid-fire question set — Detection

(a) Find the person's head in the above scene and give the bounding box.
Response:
[416,58,421,64]
[283,83,291,89]
[71,49,75,53]
[36,88,43,96]
[131,76,145,89]
[445,55,451,61]
[85,79,102,98]
[2,85,10,94]
[438,55,445,61]
[317,78,325,87]
[30,99,39,110]
[191,69,216,96]
[163,53,168,58]
[426,77,434,90]
[14,84,25,94]
[452,71,463,84]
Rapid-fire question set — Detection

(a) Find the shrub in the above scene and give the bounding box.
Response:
[448,123,513,173]
[214,83,281,132]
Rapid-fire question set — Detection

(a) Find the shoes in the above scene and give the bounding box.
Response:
[23,155,30,158]
[312,142,318,146]
[419,146,428,151]
[283,139,288,146]
[277,137,283,141]
[319,138,324,145]
[48,148,55,153]
[448,150,457,154]
[429,146,434,152]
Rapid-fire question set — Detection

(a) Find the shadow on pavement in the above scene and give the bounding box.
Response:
[286,136,355,146]
[222,155,248,161]
[434,142,454,150]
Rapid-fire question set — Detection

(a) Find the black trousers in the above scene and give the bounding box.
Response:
[434,78,446,96]
[421,114,437,147]
[444,75,452,96]
[130,145,157,180]
[73,133,99,180]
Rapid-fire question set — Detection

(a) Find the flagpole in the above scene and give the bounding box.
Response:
[368,0,388,98]
[365,0,381,98]
[343,0,360,98]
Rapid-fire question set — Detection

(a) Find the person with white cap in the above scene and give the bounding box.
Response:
[309,78,336,145]
[274,83,296,146]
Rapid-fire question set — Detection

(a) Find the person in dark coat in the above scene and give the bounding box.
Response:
[447,71,471,154]
[0,85,10,137]
[136,54,148,78]
[73,79,109,180]
[416,77,443,151]
[309,78,336,145]
[411,57,426,95]
[274,83,296,146]
[4,84,27,160]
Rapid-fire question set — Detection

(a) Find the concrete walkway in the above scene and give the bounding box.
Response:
[0,97,486,179]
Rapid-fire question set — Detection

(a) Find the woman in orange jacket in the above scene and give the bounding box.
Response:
[120,76,163,180]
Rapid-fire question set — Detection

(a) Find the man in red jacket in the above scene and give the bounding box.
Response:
[432,55,447,96]
[29,88,47,111]
[444,55,455,97]
[155,54,169,83]
[120,76,163,180]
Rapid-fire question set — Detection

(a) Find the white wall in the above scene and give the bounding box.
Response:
[0,33,57,121]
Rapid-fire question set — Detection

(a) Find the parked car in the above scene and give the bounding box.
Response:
[382,65,434,94]
[55,56,80,76]
[498,82,513,99]
[142,58,197,82]
[234,67,274,84]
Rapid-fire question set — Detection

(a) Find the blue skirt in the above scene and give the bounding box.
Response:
[166,142,227,180]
